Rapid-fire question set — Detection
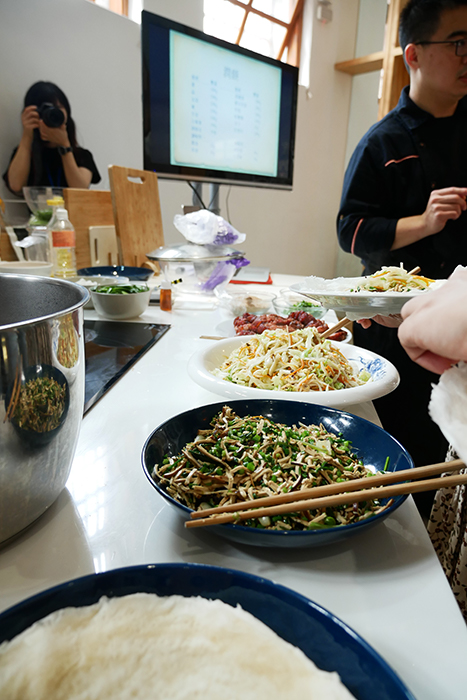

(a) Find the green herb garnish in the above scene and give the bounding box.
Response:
[93,284,149,294]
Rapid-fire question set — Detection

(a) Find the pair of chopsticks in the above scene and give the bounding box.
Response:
[185,458,466,529]
[199,316,354,342]
[320,316,352,339]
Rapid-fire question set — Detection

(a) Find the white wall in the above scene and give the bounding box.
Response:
[335,0,388,277]
[0,0,360,277]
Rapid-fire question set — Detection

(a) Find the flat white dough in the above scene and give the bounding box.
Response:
[0,593,355,700]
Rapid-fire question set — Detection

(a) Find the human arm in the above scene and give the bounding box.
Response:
[391,187,467,250]
[397,266,467,374]
[357,314,402,330]
[5,106,40,194]
[338,123,467,260]
[39,122,93,189]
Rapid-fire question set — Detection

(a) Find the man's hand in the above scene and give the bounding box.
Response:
[392,187,467,250]
[357,314,402,329]
[422,187,467,236]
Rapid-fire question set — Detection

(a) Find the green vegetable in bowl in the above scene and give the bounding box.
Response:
[291,300,321,311]
[28,209,53,227]
[93,284,149,294]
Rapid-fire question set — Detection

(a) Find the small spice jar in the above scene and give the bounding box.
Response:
[159,279,172,311]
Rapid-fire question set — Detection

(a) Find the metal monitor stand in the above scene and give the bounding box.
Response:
[190,182,220,215]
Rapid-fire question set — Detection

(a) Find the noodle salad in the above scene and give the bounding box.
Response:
[212,327,370,392]
[350,266,435,293]
[153,406,390,531]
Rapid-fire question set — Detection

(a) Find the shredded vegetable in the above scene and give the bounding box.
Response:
[153,406,391,530]
[350,266,434,293]
[213,327,369,392]
[13,376,66,433]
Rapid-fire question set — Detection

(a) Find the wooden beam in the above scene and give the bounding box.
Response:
[335,51,384,75]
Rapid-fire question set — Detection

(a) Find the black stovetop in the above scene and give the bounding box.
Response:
[83,320,170,414]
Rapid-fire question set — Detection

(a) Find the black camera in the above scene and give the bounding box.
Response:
[37,102,65,128]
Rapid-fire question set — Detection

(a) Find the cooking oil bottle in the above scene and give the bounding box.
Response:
[48,207,77,278]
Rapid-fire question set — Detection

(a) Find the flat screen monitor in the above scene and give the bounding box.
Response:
[141,10,299,190]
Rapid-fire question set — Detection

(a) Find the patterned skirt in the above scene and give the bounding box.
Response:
[427,448,467,622]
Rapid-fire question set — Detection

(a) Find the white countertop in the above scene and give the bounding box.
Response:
[0,274,466,699]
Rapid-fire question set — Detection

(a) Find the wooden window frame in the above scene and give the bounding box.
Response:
[227,0,304,66]
[89,0,129,16]
[89,0,303,67]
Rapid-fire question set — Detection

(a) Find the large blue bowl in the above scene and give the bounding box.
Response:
[78,265,153,281]
[0,564,415,700]
[142,399,414,548]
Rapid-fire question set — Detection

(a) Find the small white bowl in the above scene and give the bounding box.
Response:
[215,287,277,316]
[69,275,130,309]
[273,291,327,319]
[0,261,53,277]
[90,285,151,319]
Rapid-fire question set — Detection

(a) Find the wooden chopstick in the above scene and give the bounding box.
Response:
[200,318,353,342]
[320,317,352,339]
[408,266,421,275]
[185,459,465,529]
[189,458,464,519]
[4,363,22,423]
[199,335,226,340]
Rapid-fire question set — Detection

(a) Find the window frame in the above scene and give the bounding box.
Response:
[89,0,304,67]
[227,0,303,66]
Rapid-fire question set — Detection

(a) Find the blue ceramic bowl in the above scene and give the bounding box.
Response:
[142,399,413,548]
[78,266,153,282]
[0,563,415,700]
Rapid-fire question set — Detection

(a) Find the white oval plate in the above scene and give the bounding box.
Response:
[290,277,445,320]
[188,336,399,408]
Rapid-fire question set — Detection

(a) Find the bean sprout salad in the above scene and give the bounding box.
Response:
[212,327,370,392]
[350,266,434,292]
[153,406,390,531]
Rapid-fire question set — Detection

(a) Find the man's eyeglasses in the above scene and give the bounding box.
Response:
[415,38,467,56]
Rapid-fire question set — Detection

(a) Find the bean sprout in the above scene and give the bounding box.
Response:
[350,266,434,292]
[212,327,369,392]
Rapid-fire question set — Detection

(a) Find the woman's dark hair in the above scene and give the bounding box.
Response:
[24,81,78,149]
[23,81,79,187]
[399,0,467,52]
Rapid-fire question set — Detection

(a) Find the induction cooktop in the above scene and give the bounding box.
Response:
[83,320,170,413]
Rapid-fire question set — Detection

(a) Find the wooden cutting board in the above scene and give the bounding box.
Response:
[108,165,164,268]
[63,188,115,270]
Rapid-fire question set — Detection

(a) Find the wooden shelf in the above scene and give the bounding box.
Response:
[334,0,408,118]
[335,51,383,75]
[335,47,403,76]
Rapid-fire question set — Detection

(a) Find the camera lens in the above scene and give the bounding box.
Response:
[38,102,65,128]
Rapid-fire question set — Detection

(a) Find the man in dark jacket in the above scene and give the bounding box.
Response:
[337,0,467,512]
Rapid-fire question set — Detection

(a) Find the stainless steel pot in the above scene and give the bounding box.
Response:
[0,274,89,545]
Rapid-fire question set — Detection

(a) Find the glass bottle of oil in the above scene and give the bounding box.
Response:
[48,207,77,278]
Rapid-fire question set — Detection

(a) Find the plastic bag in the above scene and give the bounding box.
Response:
[173,209,246,245]
[202,258,250,291]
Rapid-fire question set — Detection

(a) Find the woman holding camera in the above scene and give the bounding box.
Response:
[3,81,101,195]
